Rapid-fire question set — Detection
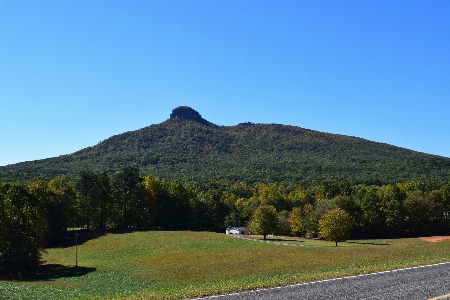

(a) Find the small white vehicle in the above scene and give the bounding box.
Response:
[225,227,248,235]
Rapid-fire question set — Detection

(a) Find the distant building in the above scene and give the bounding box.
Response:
[226,227,248,235]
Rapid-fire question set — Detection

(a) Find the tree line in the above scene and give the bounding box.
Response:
[1,165,450,278]
[243,179,450,240]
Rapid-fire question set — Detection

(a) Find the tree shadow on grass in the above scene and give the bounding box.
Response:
[27,264,96,281]
[47,230,106,249]
[346,241,390,246]
[264,238,306,243]
[49,228,143,249]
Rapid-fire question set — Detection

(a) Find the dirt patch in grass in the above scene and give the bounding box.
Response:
[29,281,79,287]
[0,280,78,287]
[420,236,450,242]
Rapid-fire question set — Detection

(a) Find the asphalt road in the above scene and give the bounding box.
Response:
[196,262,450,300]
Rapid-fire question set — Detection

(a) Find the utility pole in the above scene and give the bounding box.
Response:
[75,229,78,267]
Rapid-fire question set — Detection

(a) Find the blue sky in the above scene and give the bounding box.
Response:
[1,0,449,166]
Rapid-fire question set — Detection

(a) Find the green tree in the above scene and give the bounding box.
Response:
[224,194,252,229]
[314,198,337,225]
[76,171,98,230]
[248,205,278,240]
[0,183,47,279]
[96,172,112,231]
[440,182,450,223]
[378,185,406,237]
[358,185,382,238]
[289,207,304,237]
[331,195,358,219]
[404,190,432,236]
[427,190,447,234]
[112,166,142,229]
[318,208,353,246]
[338,180,353,197]
[192,189,229,232]
[303,204,316,237]
[290,204,315,237]
[164,180,192,230]
[141,175,159,230]
[146,178,192,230]
[275,210,291,236]
[40,176,78,238]
[318,180,340,200]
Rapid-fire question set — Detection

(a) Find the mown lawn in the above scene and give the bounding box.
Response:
[1,231,450,299]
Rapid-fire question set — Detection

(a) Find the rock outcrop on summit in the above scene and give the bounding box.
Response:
[167,106,212,126]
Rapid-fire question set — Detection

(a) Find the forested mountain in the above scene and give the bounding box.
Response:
[1,106,449,185]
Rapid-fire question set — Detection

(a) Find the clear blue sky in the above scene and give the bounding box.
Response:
[1,0,449,166]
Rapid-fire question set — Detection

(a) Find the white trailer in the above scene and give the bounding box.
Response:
[226,227,248,235]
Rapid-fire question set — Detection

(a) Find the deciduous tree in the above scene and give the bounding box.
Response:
[290,204,315,237]
[45,176,78,237]
[248,205,278,240]
[112,166,142,229]
[318,208,352,246]
[0,184,46,279]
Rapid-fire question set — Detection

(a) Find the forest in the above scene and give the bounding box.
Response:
[2,165,450,279]
[1,107,450,185]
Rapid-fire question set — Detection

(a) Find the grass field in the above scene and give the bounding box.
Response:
[1,231,450,299]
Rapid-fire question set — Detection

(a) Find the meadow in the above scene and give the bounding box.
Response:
[1,231,450,300]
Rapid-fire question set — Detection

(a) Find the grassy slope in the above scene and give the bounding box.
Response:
[1,231,450,300]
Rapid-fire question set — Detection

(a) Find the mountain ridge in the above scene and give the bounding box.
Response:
[1,106,449,184]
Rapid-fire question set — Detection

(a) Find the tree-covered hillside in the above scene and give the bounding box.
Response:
[1,106,449,185]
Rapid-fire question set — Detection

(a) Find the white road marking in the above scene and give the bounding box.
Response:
[192,262,450,299]
[429,293,450,300]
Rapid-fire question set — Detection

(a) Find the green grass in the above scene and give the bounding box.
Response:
[1,231,450,299]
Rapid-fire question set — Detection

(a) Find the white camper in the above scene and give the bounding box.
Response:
[226,227,247,235]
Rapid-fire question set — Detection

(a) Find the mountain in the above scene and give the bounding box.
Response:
[1,106,449,185]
